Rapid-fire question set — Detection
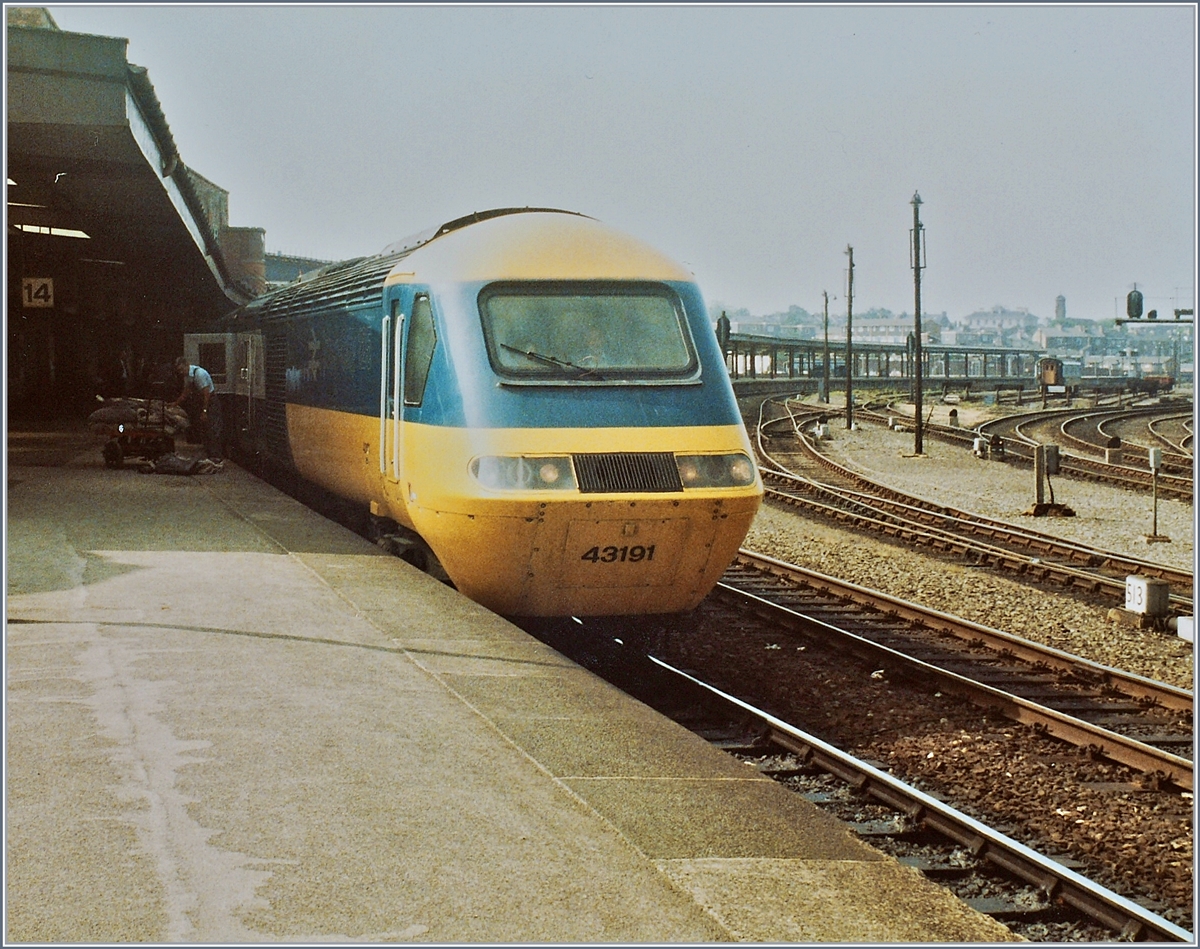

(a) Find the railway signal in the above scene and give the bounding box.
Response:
[910,191,926,455]
[844,245,854,430]
[1126,288,1143,320]
[1145,447,1170,544]
[1114,288,1192,325]
[1026,444,1075,517]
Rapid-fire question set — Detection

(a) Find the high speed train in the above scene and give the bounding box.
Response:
[208,208,762,616]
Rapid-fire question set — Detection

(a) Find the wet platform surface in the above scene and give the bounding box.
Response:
[6,434,1016,942]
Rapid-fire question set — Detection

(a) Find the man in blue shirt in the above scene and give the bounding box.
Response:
[170,356,222,461]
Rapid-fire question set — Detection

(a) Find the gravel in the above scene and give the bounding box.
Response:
[745,410,1195,692]
[658,595,1195,931]
[643,398,1196,933]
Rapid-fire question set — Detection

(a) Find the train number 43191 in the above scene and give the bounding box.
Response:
[580,544,656,564]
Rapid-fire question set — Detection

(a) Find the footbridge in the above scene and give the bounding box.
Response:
[725,332,1045,399]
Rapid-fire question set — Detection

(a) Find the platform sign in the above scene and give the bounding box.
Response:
[21,277,53,308]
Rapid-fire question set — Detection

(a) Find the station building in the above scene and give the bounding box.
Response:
[6,7,265,421]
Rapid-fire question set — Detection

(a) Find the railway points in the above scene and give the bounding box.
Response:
[755,399,1194,612]
[6,444,1016,944]
[884,398,1194,502]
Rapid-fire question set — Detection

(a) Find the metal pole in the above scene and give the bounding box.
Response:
[822,290,830,403]
[1034,445,1046,507]
[1152,470,1159,537]
[716,310,731,372]
[844,245,854,429]
[911,192,925,455]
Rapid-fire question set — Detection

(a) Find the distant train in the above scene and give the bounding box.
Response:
[1036,356,1066,388]
[1036,356,1173,395]
[192,208,762,616]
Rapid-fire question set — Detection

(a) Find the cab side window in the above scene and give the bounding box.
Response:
[404,293,436,405]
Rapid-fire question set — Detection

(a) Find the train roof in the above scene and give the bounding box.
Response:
[236,208,693,322]
[381,210,693,286]
[376,207,588,259]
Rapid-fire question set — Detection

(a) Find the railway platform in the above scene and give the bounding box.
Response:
[6,431,1017,943]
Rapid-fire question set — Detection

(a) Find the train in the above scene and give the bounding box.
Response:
[1036,356,1174,395]
[190,208,762,617]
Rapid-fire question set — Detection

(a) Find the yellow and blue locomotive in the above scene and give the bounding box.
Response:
[216,208,761,616]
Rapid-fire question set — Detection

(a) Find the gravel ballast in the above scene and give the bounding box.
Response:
[746,404,1194,691]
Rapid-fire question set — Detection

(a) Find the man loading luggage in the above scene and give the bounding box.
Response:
[169,356,222,462]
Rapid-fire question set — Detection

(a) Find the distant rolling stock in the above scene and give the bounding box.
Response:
[1038,355,1173,394]
[209,208,762,616]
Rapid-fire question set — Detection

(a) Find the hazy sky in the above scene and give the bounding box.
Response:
[45,3,1197,321]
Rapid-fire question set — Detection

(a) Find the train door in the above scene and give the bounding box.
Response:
[184,332,237,455]
[378,287,437,491]
[380,295,405,485]
[233,332,265,439]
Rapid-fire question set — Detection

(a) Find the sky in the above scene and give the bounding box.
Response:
[44,3,1197,322]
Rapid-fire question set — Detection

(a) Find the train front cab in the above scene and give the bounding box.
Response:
[1037,356,1065,388]
[400,424,761,617]
[371,271,761,617]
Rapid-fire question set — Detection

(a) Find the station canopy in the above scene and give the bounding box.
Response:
[7,9,260,415]
[7,10,254,320]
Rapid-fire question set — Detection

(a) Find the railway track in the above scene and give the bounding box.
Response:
[754,400,1193,611]
[977,406,1194,502]
[1148,413,1194,457]
[521,612,1192,942]
[655,659,1193,943]
[719,549,1193,791]
[851,398,1194,502]
[1020,405,1193,475]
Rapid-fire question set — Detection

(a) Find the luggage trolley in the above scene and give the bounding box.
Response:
[96,387,177,469]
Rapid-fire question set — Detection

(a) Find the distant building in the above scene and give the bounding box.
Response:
[853,314,939,345]
[960,305,1039,335]
[728,322,813,340]
[1034,322,1108,356]
[1055,295,1066,322]
[7,6,57,28]
[178,167,267,298]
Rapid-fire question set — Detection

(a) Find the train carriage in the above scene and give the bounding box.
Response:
[208,208,762,616]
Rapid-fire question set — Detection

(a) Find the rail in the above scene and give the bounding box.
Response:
[651,657,1194,943]
[721,549,1193,790]
[753,399,1193,608]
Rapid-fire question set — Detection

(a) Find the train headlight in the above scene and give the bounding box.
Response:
[470,455,577,491]
[675,453,757,488]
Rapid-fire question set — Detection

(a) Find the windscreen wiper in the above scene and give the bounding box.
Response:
[500,343,602,378]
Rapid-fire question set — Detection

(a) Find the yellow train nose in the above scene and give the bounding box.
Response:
[414,493,760,616]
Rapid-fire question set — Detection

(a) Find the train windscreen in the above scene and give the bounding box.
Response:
[479,281,698,382]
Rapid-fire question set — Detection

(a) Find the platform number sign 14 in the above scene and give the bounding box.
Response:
[22,277,54,308]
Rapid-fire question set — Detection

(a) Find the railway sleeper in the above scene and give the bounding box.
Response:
[1122,734,1193,750]
[963,898,1076,924]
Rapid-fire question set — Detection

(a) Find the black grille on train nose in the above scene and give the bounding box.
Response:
[572,452,683,493]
